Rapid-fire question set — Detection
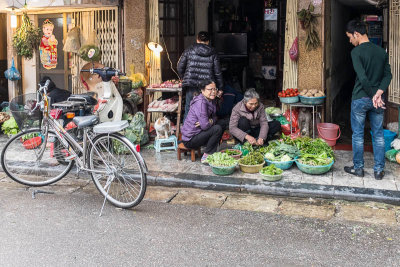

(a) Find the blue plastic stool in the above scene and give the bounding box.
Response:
[154,135,178,152]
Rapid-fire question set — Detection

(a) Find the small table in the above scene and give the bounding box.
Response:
[288,102,324,139]
[144,87,182,138]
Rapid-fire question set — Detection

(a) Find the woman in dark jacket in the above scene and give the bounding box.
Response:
[177,31,223,120]
[229,88,281,146]
[181,80,224,163]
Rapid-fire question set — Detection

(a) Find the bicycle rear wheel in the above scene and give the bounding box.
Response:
[1,128,74,186]
[89,133,147,209]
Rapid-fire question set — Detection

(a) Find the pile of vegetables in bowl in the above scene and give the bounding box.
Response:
[238,152,265,173]
[206,152,238,176]
[263,141,300,170]
[259,164,283,181]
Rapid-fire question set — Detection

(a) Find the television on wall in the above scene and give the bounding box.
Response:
[214,33,247,56]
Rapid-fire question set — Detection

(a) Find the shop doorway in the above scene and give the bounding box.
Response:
[0,13,8,104]
[208,0,286,102]
[327,0,387,144]
[168,0,286,103]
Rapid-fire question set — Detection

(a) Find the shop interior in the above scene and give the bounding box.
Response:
[161,0,286,104]
[329,0,387,144]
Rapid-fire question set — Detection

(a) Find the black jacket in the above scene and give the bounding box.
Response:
[177,43,223,90]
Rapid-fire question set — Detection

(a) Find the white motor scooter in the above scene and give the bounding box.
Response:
[80,66,124,122]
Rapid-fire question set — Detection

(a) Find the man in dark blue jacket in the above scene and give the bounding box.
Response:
[178,31,223,121]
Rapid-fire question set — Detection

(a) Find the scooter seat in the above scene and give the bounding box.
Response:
[93,120,129,134]
[73,115,99,128]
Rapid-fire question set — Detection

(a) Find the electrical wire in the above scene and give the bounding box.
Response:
[159,26,181,80]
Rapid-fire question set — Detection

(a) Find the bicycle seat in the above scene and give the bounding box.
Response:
[73,115,99,128]
[93,120,129,134]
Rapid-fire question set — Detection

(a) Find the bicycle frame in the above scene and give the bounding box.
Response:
[34,82,148,175]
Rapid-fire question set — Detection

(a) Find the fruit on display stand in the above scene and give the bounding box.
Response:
[299,89,325,97]
[278,88,299,98]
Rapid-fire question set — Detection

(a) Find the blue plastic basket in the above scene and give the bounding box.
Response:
[265,158,294,170]
[370,129,397,152]
[299,95,326,105]
[295,159,334,175]
[279,96,299,104]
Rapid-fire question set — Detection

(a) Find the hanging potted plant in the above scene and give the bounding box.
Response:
[297,3,320,51]
[12,13,41,60]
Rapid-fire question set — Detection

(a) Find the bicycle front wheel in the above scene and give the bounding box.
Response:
[1,128,74,186]
[89,133,147,209]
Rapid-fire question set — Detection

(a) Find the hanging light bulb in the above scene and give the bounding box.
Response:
[147,42,163,53]
[6,1,19,29]
[10,10,17,28]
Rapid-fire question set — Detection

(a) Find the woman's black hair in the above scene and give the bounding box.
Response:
[197,31,210,42]
[199,79,215,90]
[346,20,367,35]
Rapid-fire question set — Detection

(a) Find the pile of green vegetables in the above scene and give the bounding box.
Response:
[1,117,19,136]
[260,164,283,176]
[298,152,333,166]
[264,141,300,162]
[265,107,282,116]
[206,152,238,167]
[223,149,241,156]
[280,134,334,159]
[239,152,264,166]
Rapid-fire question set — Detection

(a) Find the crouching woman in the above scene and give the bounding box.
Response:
[181,80,224,162]
[229,88,280,146]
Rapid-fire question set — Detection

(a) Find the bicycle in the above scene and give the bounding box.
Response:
[1,70,148,214]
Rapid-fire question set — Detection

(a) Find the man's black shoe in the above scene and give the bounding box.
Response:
[344,166,364,177]
[374,171,385,180]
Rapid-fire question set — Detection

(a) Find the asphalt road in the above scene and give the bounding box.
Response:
[0,186,399,267]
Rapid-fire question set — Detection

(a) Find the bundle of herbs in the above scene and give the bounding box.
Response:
[206,152,238,167]
[239,152,264,166]
[13,13,41,60]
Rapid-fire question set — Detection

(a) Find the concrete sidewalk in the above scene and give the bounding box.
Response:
[141,148,400,204]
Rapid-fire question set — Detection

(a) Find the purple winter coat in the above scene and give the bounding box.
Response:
[181,93,217,141]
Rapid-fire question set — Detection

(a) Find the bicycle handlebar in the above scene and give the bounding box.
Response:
[80,67,125,82]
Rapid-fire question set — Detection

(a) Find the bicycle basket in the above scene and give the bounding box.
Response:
[9,93,41,130]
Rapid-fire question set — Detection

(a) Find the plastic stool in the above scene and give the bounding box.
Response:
[155,135,178,152]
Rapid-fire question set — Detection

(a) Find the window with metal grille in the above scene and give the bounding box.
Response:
[69,7,119,94]
[389,0,400,104]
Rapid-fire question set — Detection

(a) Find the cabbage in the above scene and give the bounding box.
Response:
[265,152,275,160]
[281,155,292,162]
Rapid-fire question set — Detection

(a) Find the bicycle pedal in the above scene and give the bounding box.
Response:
[65,155,76,161]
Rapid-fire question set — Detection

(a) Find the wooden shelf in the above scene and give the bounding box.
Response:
[144,87,183,139]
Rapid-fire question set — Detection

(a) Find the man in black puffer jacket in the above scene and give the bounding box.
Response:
[178,31,223,121]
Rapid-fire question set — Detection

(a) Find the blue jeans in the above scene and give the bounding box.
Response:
[351,98,385,172]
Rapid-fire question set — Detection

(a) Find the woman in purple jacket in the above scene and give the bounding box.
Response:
[181,80,224,163]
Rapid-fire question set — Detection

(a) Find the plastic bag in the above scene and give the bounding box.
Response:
[4,58,21,81]
[281,109,299,136]
[63,27,81,53]
[289,37,299,61]
[385,149,399,162]
[124,112,149,145]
